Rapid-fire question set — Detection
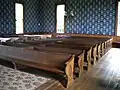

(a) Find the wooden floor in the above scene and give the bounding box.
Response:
[67,48,120,90]
[2,48,120,90]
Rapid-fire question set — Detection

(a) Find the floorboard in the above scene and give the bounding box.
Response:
[67,48,120,90]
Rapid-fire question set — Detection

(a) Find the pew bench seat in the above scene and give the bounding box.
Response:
[32,46,85,77]
[38,43,93,71]
[0,45,75,88]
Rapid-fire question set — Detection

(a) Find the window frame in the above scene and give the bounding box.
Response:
[56,4,66,34]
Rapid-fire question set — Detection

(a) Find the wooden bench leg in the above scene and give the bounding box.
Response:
[65,55,75,88]
[78,53,84,77]
[87,49,92,71]
[104,42,107,53]
[97,45,101,60]
[93,46,97,65]
[12,62,17,70]
[87,61,91,71]
[102,43,104,56]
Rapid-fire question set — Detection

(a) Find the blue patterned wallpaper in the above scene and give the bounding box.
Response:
[39,0,56,33]
[65,0,116,35]
[0,0,15,35]
[0,0,117,35]
[24,0,41,33]
[0,0,41,36]
[40,0,116,35]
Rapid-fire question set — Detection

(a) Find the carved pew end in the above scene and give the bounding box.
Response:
[65,55,75,88]
[77,51,85,77]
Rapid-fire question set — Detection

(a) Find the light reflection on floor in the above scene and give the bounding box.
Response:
[108,48,120,70]
[67,48,120,90]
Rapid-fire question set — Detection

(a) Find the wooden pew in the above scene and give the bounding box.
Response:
[17,37,100,63]
[54,37,111,59]
[14,36,112,57]
[1,42,32,48]
[33,46,84,77]
[0,45,75,88]
[8,36,109,62]
[14,37,62,45]
[15,35,112,52]
[58,35,112,48]
[51,40,98,65]
[8,36,112,64]
[1,40,85,77]
[64,36,113,53]
[39,43,93,71]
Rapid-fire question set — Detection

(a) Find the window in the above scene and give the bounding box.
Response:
[15,3,23,34]
[56,4,65,33]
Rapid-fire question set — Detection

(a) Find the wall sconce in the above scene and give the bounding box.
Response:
[64,11,67,16]
[70,10,74,17]
[64,10,74,17]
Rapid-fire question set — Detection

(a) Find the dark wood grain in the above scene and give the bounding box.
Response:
[0,45,76,87]
[33,46,83,55]
[0,45,71,74]
[33,46,85,76]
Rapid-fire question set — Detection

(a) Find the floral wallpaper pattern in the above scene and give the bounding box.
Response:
[65,0,116,35]
[0,0,117,35]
